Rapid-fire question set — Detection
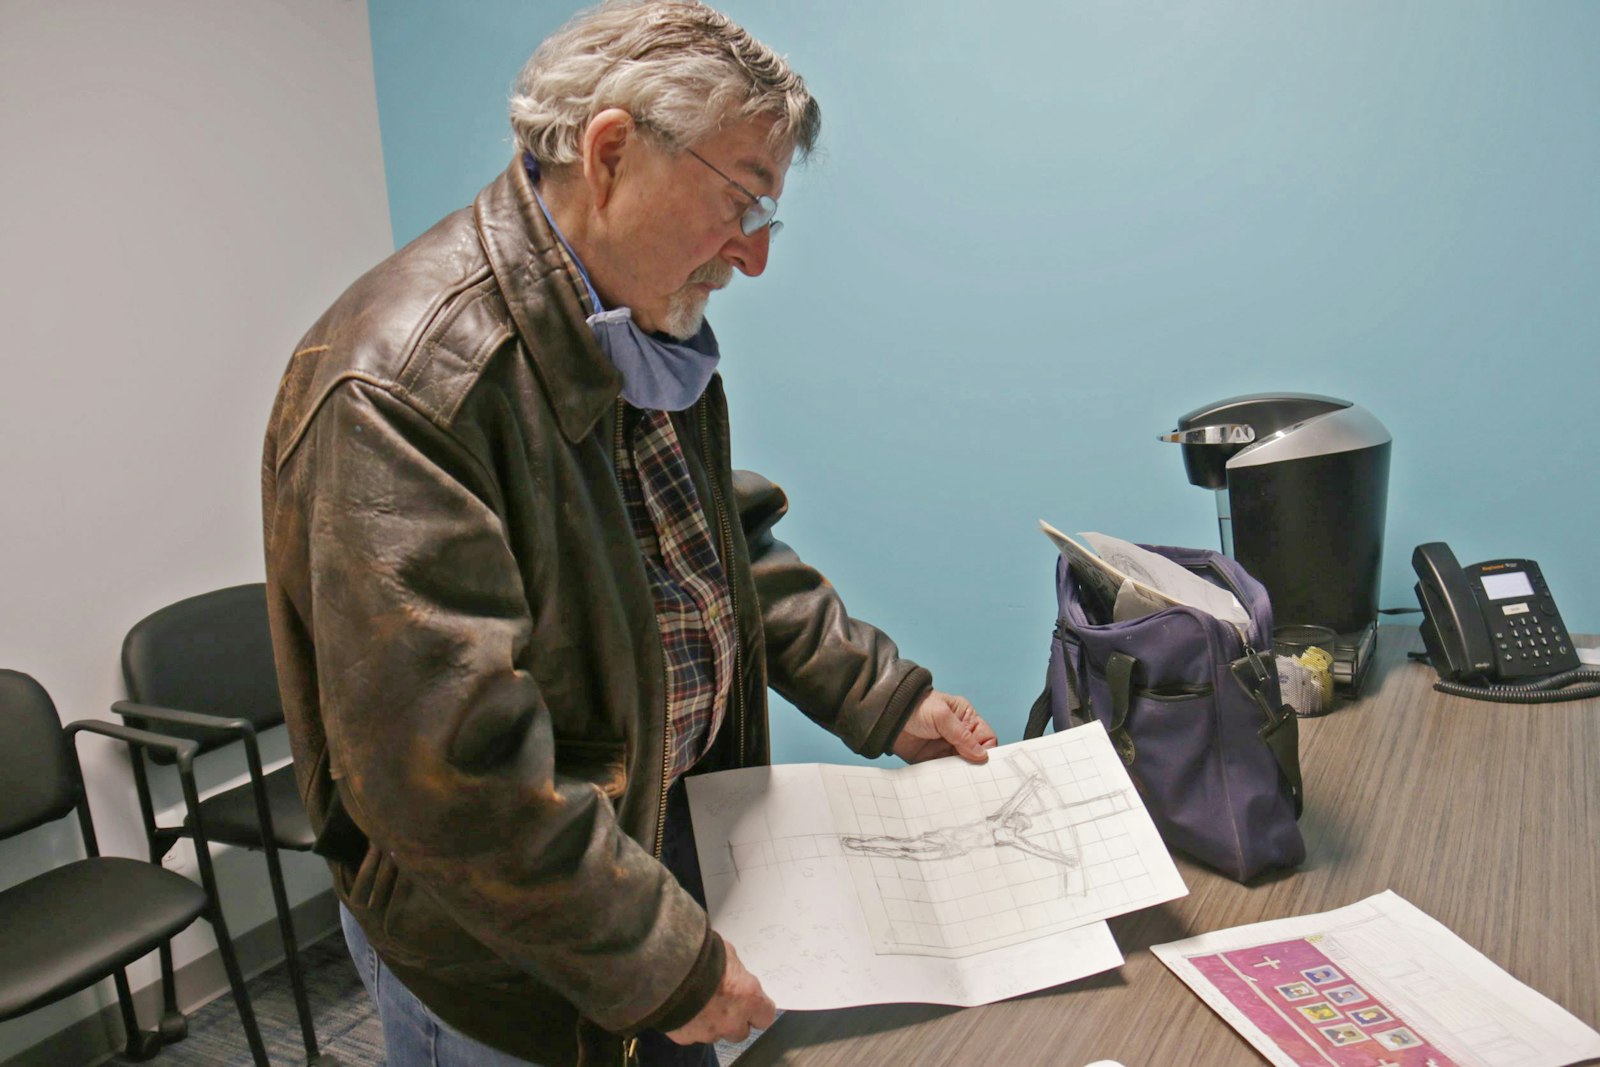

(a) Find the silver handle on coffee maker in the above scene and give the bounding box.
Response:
[1158,424,1256,446]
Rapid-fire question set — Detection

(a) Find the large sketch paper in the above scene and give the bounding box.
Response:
[686,723,1184,1009]
[1153,891,1600,1067]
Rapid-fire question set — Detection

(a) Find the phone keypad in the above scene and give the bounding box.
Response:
[1495,613,1573,673]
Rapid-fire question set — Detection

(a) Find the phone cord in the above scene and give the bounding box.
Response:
[1434,668,1600,704]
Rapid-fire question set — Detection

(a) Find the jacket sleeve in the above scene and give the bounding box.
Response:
[734,470,932,758]
[283,379,720,1034]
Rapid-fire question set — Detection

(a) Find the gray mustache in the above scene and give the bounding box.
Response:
[688,261,734,289]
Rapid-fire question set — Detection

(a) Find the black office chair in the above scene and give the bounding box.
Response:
[0,669,268,1064]
[113,583,336,1066]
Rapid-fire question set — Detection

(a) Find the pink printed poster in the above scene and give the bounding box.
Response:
[1152,892,1600,1067]
[1189,937,1453,1065]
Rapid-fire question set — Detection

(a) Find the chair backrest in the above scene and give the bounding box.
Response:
[121,584,285,756]
[0,669,82,840]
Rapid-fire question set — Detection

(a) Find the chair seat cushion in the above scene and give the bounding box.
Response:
[187,763,316,851]
[0,856,207,1018]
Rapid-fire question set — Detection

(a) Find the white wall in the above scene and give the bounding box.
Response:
[0,1,392,1056]
[371,3,1600,777]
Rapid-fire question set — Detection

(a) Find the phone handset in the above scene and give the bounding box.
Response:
[1411,542,1496,683]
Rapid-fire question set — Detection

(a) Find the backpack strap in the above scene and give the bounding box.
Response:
[1231,651,1304,817]
[1105,651,1139,765]
[1027,629,1091,740]
[1025,682,1053,739]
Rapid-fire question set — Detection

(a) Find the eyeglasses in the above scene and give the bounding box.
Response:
[685,147,782,238]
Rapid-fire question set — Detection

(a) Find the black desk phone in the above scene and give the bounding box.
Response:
[1412,542,1599,702]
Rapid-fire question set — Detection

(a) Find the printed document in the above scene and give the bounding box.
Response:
[686,722,1187,1009]
[1153,891,1600,1067]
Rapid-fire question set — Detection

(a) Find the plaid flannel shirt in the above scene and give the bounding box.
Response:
[616,406,738,782]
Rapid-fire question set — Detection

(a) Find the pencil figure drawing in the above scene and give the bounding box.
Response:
[839,752,1130,897]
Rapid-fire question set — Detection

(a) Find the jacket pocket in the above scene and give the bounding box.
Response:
[554,737,629,800]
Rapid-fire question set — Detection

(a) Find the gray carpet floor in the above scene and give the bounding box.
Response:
[127,933,759,1066]
[118,934,382,1067]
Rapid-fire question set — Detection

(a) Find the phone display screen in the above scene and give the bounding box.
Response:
[1480,571,1535,600]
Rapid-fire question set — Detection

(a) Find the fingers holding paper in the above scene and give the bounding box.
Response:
[665,939,776,1046]
[892,690,998,764]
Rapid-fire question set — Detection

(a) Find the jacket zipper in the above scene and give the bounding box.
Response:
[620,403,739,1064]
[617,400,675,862]
[699,400,747,768]
[655,649,673,861]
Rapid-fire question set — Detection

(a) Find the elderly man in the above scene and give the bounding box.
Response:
[261,3,996,1065]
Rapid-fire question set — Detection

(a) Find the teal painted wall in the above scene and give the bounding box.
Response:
[369,2,1600,764]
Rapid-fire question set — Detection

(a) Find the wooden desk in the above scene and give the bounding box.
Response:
[738,627,1600,1066]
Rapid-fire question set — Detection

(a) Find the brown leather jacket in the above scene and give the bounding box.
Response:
[261,159,932,1065]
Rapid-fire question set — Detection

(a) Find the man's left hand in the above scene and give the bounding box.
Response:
[891,690,998,764]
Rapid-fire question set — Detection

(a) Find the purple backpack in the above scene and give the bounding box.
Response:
[1027,544,1305,882]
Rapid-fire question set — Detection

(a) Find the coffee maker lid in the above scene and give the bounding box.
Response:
[1227,404,1391,468]
[1166,392,1353,489]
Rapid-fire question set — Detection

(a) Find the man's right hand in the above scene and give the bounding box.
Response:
[664,940,776,1045]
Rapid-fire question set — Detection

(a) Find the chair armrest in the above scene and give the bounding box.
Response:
[111,700,257,738]
[110,700,272,811]
[67,718,201,768]
[63,720,206,863]
[70,718,233,862]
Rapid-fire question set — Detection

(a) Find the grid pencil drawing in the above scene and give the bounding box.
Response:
[825,741,1162,958]
[839,753,1125,876]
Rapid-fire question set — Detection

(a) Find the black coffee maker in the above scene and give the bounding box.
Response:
[1162,392,1392,692]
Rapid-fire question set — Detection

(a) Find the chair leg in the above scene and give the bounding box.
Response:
[261,844,340,1065]
[112,967,162,1061]
[156,938,188,1042]
[206,907,271,1067]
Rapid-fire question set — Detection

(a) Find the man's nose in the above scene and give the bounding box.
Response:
[721,225,771,277]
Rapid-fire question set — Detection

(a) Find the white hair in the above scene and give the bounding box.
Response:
[509,0,820,170]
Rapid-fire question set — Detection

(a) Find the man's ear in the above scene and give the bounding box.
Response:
[581,108,635,211]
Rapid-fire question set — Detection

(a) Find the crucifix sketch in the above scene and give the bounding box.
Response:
[826,740,1173,957]
[839,752,1130,898]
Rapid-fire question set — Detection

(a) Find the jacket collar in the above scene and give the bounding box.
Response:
[474,158,622,443]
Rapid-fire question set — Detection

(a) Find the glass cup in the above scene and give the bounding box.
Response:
[1273,624,1338,717]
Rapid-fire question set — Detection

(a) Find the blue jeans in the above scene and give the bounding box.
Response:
[341,904,546,1067]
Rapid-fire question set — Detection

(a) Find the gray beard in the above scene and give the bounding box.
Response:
[659,261,734,340]
[659,288,710,341]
